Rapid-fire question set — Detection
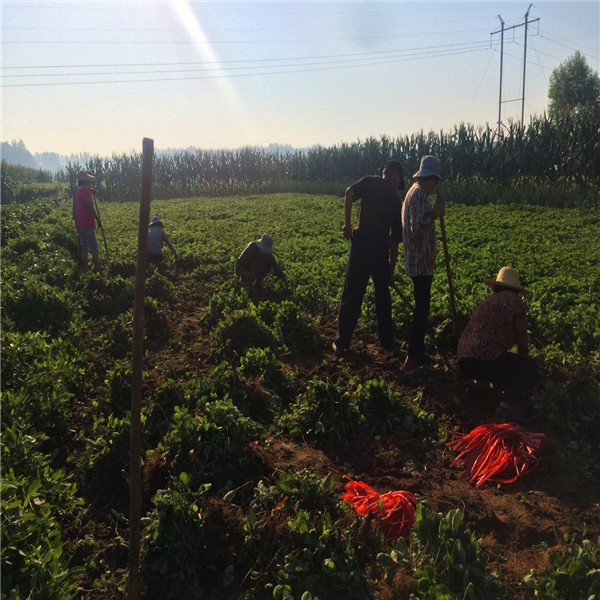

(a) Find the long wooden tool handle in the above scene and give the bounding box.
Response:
[439,211,458,338]
[392,282,415,312]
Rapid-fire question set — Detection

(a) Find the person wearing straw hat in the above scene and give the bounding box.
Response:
[401,155,445,369]
[457,266,539,423]
[147,216,177,265]
[332,159,405,357]
[73,169,101,271]
[235,233,286,288]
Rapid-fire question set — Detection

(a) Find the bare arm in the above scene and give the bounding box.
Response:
[342,187,354,240]
[430,187,445,224]
[515,316,529,355]
[389,242,399,284]
[84,194,101,224]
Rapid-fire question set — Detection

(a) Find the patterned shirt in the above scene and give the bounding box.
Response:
[401,182,436,276]
[457,290,528,361]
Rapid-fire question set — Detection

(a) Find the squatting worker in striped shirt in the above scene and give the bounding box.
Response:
[401,155,445,370]
[332,159,405,357]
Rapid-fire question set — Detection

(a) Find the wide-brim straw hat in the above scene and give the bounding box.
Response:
[485,266,529,294]
[256,234,274,255]
[413,155,442,180]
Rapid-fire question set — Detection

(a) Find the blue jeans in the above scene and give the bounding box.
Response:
[77,227,99,258]
[335,234,393,350]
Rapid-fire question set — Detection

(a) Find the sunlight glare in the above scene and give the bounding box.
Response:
[169,0,252,140]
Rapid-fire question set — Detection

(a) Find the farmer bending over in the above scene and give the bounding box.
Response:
[74,169,101,272]
[147,216,177,265]
[401,155,445,370]
[332,159,405,357]
[457,266,539,423]
[235,234,286,288]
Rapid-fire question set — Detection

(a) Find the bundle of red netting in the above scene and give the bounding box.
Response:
[340,478,417,541]
[447,422,545,488]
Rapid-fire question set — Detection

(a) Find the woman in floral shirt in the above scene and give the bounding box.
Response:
[401,155,445,369]
[457,266,538,422]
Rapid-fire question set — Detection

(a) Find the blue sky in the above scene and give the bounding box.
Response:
[2,1,598,156]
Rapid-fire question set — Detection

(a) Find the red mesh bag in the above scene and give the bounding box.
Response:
[340,478,417,541]
[447,422,545,488]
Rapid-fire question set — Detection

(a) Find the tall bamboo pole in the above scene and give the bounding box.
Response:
[129,137,154,600]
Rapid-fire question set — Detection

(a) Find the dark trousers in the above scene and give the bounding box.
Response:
[458,352,538,403]
[147,253,164,265]
[407,275,433,360]
[335,235,393,350]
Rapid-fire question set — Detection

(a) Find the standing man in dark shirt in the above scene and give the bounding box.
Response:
[333,159,405,356]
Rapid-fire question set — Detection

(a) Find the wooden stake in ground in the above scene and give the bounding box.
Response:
[438,190,458,338]
[129,137,154,600]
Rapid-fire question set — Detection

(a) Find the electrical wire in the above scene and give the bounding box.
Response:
[2,44,492,88]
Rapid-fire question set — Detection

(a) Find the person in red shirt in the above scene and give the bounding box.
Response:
[73,169,101,271]
[457,266,538,422]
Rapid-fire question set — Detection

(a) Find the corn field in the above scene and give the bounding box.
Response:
[56,112,599,206]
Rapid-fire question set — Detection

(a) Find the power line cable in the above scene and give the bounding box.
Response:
[3,29,492,46]
[2,39,491,72]
[464,44,497,122]
[1,45,491,88]
[538,32,599,62]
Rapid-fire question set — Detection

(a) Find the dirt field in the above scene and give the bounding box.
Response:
[131,276,600,599]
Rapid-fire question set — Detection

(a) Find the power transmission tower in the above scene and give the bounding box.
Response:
[491,4,539,138]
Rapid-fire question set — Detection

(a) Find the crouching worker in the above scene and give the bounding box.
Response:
[147,216,177,265]
[235,234,286,288]
[457,266,538,423]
